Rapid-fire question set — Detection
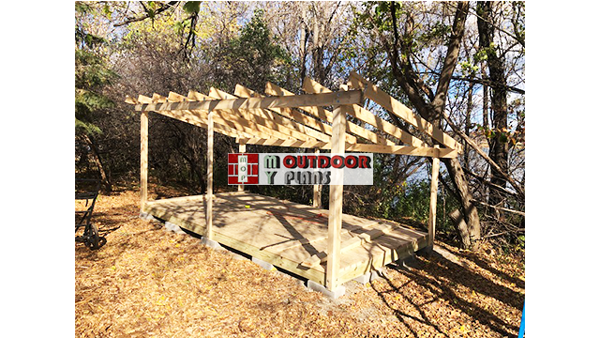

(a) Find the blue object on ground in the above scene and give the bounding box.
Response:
[518,302,525,338]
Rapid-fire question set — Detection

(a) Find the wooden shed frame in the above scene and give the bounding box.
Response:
[126,71,460,291]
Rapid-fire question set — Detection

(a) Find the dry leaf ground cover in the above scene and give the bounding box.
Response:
[75,184,524,337]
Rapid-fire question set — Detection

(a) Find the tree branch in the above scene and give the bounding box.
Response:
[114,1,179,27]
[431,1,469,116]
[471,199,525,217]
[442,110,525,198]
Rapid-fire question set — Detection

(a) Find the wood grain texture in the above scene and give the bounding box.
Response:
[140,111,148,211]
[142,192,427,288]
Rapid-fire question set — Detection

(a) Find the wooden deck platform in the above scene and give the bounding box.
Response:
[143,192,429,286]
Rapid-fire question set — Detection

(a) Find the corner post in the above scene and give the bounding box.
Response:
[237,139,246,192]
[140,111,148,212]
[326,105,347,291]
[313,148,322,208]
[428,145,440,248]
[206,110,214,240]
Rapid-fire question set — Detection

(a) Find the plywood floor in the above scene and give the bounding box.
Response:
[143,192,429,286]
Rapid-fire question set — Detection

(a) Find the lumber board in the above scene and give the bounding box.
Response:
[344,143,458,158]
[428,146,440,247]
[142,192,428,287]
[300,225,394,268]
[233,85,334,143]
[259,83,359,144]
[209,87,324,143]
[138,94,247,138]
[349,71,462,152]
[151,93,247,139]
[303,78,425,147]
[195,89,303,142]
[239,137,328,149]
[237,137,457,157]
[265,82,391,145]
[326,105,347,290]
[206,111,214,239]
[140,111,148,211]
[133,90,362,112]
[339,233,428,283]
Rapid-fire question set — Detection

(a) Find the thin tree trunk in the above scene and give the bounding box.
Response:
[464,80,474,165]
[80,133,111,193]
[299,5,309,82]
[477,2,509,210]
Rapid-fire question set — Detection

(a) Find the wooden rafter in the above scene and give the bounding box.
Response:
[233,85,335,144]
[265,82,393,146]
[208,88,325,143]
[134,90,362,113]
[186,91,298,141]
[348,71,462,152]
[137,94,251,139]
[127,72,460,157]
[167,92,250,139]
[303,78,425,147]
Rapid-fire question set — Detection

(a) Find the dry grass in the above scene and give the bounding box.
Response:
[75,185,524,337]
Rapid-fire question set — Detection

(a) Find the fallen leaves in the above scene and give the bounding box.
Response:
[76,184,524,337]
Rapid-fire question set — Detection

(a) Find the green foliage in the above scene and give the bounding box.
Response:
[394,180,431,224]
[75,2,116,136]
[213,8,291,89]
[183,1,201,14]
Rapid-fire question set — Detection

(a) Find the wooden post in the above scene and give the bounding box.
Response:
[326,105,347,291]
[206,111,214,240]
[237,140,246,192]
[312,148,322,208]
[428,145,440,248]
[140,111,148,212]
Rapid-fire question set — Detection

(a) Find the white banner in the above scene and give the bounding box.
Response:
[228,153,373,185]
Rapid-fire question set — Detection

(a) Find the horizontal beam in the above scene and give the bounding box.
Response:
[238,137,457,157]
[188,90,304,141]
[345,143,457,158]
[239,137,328,149]
[133,90,362,112]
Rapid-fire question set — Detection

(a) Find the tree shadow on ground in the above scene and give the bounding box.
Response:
[371,250,523,337]
[450,249,525,289]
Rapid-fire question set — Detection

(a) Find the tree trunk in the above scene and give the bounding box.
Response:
[477,2,509,210]
[80,133,112,193]
[448,208,471,248]
[299,5,309,82]
[387,1,481,250]
[443,157,481,249]
[464,80,474,165]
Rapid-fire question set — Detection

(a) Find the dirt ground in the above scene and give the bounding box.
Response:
[75,185,524,337]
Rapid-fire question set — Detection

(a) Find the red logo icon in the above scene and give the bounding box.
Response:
[228,153,259,185]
